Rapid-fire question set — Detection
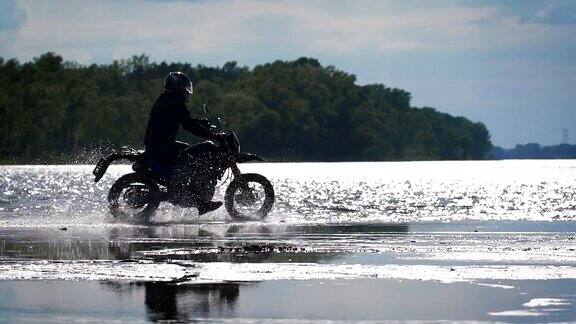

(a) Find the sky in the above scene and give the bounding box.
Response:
[0,0,574,147]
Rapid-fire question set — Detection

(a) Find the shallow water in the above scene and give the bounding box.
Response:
[1,160,576,225]
[0,160,575,322]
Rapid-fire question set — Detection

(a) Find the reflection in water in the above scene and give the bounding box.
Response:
[0,223,409,321]
[144,282,240,322]
[96,277,576,323]
[108,224,405,321]
[0,223,410,261]
[1,278,575,322]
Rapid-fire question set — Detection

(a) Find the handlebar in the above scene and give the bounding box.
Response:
[201,104,224,129]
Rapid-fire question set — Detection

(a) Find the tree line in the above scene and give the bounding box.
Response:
[492,143,576,159]
[0,52,492,163]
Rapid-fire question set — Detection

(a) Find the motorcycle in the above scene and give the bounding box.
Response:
[92,105,275,222]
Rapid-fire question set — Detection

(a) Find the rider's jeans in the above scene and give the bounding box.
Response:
[148,160,174,181]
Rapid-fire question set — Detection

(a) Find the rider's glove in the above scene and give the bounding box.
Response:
[212,132,227,145]
[198,118,215,130]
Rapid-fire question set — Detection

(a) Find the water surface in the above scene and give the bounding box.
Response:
[0,160,575,322]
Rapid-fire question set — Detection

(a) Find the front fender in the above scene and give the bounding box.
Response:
[236,153,266,163]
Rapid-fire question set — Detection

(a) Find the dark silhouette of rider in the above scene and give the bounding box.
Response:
[144,71,223,214]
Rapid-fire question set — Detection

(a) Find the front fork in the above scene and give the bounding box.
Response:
[230,162,242,178]
[229,161,256,205]
[230,162,250,192]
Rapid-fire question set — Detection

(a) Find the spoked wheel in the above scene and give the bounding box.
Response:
[225,173,274,221]
[108,173,160,223]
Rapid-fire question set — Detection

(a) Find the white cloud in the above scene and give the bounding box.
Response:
[1,0,571,63]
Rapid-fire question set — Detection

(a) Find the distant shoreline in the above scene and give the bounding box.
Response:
[492,143,576,160]
[2,157,576,166]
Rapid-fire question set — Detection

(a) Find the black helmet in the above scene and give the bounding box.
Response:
[163,71,193,98]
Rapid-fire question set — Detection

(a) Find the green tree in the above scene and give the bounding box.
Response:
[0,53,493,163]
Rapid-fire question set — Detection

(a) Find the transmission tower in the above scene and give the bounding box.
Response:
[562,129,568,144]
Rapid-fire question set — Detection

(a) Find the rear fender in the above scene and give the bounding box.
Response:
[236,153,266,163]
[93,151,141,182]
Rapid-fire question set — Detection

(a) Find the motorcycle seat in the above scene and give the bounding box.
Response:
[133,159,173,183]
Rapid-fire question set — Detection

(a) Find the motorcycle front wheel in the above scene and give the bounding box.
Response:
[108,172,161,223]
[225,173,274,221]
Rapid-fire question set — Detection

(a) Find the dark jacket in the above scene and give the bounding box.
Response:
[144,91,214,163]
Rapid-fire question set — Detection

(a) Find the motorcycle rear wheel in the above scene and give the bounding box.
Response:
[225,173,274,221]
[108,172,160,223]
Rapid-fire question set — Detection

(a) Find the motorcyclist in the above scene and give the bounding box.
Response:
[144,71,223,215]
